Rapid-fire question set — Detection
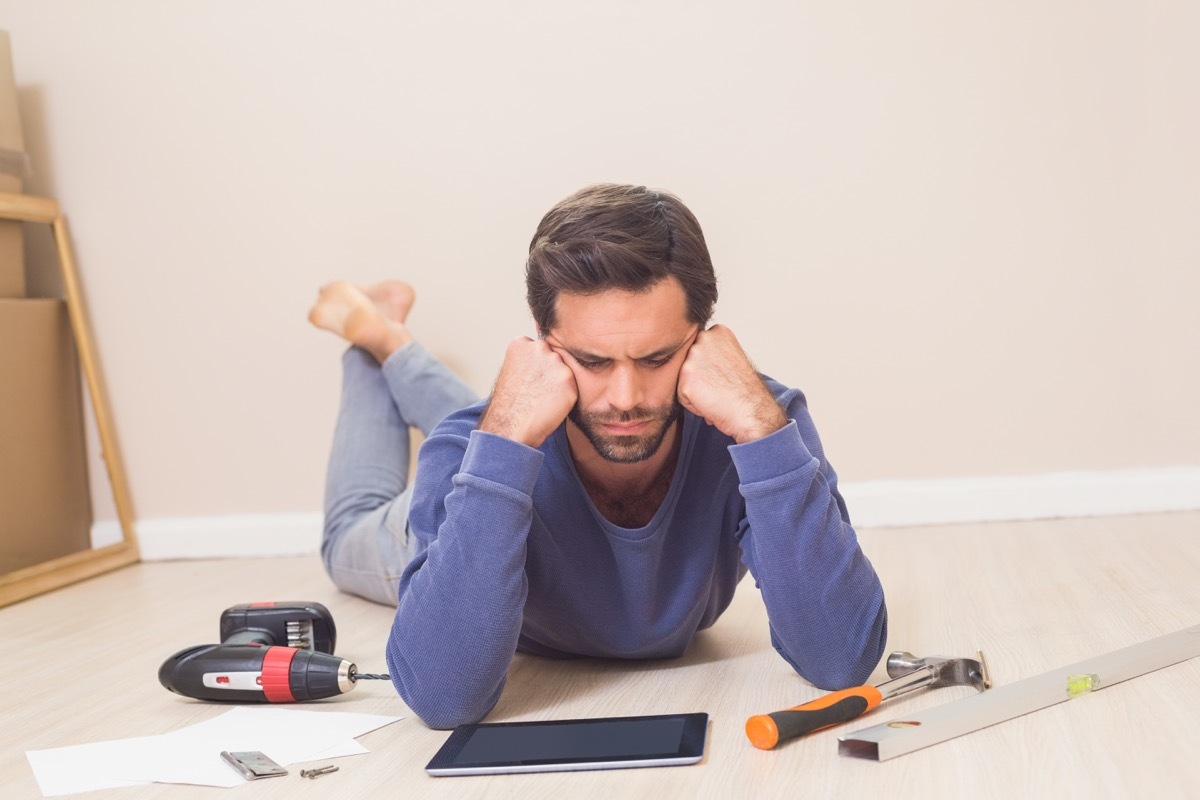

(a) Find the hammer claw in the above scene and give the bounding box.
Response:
[885,649,991,694]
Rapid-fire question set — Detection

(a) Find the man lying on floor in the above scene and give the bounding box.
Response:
[308,183,887,728]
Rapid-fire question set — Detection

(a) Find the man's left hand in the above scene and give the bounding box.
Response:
[677,324,789,444]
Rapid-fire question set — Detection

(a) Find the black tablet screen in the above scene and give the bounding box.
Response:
[454,717,686,764]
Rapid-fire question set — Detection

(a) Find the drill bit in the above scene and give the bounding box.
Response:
[347,664,390,681]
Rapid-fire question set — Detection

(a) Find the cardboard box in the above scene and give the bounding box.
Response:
[0,299,93,572]
[0,30,27,298]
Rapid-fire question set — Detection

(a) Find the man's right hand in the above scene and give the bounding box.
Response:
[478,336,578,448]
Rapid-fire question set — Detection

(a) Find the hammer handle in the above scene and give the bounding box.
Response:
[745,685,883,750]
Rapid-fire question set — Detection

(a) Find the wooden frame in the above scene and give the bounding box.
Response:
[0,191,139,606]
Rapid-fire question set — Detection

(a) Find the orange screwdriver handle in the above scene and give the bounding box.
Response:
[745,685,883,750]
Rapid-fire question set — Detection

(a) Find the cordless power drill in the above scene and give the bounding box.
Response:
[158,602,389,703]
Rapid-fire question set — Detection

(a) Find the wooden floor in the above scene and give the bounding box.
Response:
[4,511,1199,799]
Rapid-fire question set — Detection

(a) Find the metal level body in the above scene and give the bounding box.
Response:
[839,623,1200,761]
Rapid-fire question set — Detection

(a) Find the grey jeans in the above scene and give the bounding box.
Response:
[321,342,478,605]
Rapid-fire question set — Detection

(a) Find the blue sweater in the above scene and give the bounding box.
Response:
[385,377,888,728]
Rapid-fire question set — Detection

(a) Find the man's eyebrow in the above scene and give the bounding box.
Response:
[636,340,689,361]
[562,346,608,363]
[637,326,701,360]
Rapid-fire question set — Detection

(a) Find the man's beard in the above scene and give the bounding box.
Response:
[567,400,683,464]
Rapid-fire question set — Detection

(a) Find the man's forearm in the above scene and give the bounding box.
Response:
[731,419,888,688]
[386,431,544,728]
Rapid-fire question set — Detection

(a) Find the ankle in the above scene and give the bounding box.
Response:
[363,320,414,364]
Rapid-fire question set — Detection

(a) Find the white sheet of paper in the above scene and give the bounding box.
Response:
[26,735,159,796]
[26,706,403,795]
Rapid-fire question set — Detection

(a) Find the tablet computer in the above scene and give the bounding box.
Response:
[425,712,709,776]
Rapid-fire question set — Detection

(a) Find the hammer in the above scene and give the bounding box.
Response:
[746,650,991,750]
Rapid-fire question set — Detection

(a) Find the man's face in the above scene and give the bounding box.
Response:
[545,278,698,464]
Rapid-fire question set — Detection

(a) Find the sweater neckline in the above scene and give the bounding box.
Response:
[551,412,698,540]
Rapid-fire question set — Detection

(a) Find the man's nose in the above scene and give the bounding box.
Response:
[606,363,645,411]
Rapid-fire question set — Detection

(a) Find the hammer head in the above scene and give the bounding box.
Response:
[886,650,991,692]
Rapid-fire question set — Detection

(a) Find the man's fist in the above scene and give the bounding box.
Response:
[479,336,579,448]
[677,325,788,444]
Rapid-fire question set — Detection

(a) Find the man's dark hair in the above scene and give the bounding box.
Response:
[526,183,718,333]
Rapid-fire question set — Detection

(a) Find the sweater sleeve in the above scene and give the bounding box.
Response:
[385,425,543,729]
[729,391,888,689]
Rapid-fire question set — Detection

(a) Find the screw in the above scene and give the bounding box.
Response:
[299,765,339,778]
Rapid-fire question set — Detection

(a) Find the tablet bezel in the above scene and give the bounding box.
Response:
[425,712,709,777]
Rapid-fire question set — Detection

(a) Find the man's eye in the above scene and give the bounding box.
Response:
[641,358,671,369]
[576,359,607,370]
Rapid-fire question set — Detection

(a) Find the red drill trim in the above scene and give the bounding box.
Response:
[261,646,297,702]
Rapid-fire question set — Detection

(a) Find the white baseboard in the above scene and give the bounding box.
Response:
[92,513,323,560]
[841,466,1200,529]
[91,467,1200,560]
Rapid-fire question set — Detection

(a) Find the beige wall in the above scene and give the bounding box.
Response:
[2,1,1196,525]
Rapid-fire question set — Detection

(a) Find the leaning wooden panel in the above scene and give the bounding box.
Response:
[0,193,139,607]
[0,541,139,607]
[51,215,139,550]
[0,190,57,223]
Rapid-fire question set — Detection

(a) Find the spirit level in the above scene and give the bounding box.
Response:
[839,623,1200,761]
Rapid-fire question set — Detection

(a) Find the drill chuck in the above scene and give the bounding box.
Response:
[159,644,357,703]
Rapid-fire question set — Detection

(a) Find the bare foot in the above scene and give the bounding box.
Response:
[361,280,416,324]
[308,281,414,363]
